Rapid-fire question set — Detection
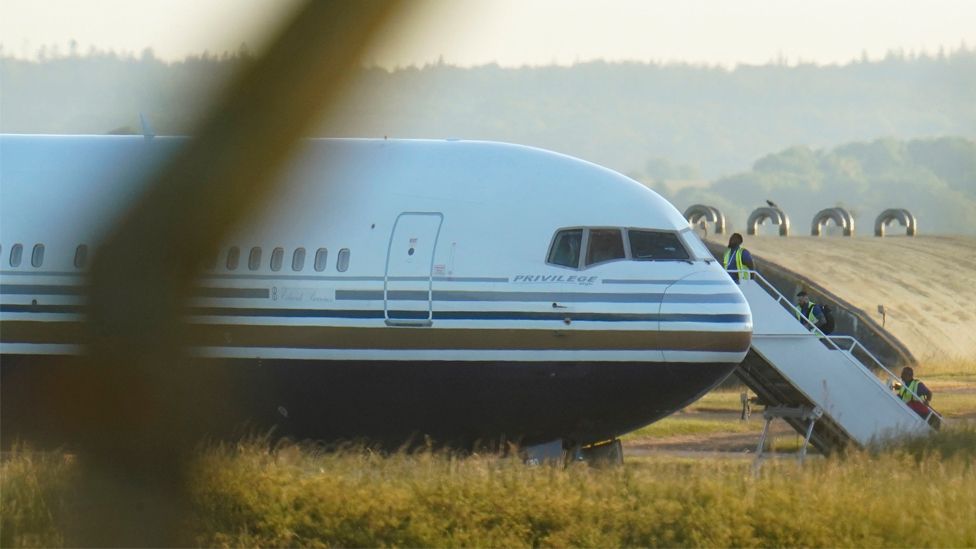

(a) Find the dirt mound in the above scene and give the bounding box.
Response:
[710,235,976,361]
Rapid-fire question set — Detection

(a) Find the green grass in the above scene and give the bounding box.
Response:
[929,391,976,418]
[624,415,759,438]
[895,421,976,460]
[5,434,976,548]
[686,390,745,413]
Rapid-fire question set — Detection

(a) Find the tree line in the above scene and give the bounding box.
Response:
[2,47,974,233]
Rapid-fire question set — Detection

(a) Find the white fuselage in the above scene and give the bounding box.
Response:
[1,135,751,446]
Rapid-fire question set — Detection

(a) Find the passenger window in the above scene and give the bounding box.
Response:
[9,244,23,267]
[292,248,306,271]
[547,229,582,268]
[74,245,89,269]
[226,247,240,270]
[270,247,284,272]
[585,229,625,267]
[336,249,350,272]
[248,247,262,271]
[31,244,45,268]
[314,248,328,272]
[629,230,690,261]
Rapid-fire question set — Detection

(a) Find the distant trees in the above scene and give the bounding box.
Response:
[669,137,976,235]
[2,48,975,233]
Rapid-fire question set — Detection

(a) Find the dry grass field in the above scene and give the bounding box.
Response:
[5,360,974,547]
[3,429,976,548]
[3,375,975,548]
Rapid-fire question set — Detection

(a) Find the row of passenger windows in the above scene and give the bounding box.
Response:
[2,243,349,273]
[2,244,51,268]
[207,246,351,273]
[547,227,691,269]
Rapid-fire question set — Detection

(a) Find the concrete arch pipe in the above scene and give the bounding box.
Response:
[811,207,853,236]
[874,209,917,237]
[683,204,726,235]
[746,206,790,237]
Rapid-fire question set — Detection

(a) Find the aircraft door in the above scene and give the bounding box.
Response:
[384,212,444,326]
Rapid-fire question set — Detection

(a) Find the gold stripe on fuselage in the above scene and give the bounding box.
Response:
[0,321,749,353]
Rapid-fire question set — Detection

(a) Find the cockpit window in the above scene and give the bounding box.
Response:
[678,228,714,261]
[585,229,625,266]
[629,230,690,261]
[547,229,582,268]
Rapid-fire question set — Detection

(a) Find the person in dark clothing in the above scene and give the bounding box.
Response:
[795,290,827,331]
[722,233,755,284]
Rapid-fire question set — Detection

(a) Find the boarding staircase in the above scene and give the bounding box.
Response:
[735,271,941,455]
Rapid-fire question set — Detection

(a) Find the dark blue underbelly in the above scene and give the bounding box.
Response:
[1,355,737,449]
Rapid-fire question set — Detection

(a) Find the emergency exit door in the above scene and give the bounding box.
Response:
[384,212,444,326]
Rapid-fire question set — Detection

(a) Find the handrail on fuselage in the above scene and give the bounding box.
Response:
[729,269,942,428]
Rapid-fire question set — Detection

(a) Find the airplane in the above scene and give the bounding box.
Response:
[0,134,752,452]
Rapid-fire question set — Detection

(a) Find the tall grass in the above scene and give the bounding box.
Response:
[3,435,975,548]
[188,434,975,548]
[895,421,976,461]
[0,447,72,548]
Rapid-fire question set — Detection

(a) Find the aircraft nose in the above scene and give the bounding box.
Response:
[659,270,752,363]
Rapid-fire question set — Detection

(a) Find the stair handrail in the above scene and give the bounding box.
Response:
[732,269,942,427]
[826,335,944,426]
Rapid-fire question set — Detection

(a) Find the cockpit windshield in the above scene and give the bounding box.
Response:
[547,227,701,269]
[547,228,583,268]
[629,230,689,261]
[585,229,626,266]
[678,228,714,261]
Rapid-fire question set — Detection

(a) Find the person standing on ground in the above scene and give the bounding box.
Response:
[795,291,827,331]
[722,233,755,284]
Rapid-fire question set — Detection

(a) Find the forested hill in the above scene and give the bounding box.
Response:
[2,49,974,232]
[667,137,976,235]
[3,49,974,176]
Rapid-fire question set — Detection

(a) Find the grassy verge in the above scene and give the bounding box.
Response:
[917,359,976,381]
[4,433,975,548]
[185,434,976,547]
[928,391,976,418]
[624,415,758,438]
[686,389,745,413]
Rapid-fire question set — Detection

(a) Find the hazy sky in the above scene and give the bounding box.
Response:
[1,0,974,67]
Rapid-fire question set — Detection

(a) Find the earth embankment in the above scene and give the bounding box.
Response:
[708,235,976,361]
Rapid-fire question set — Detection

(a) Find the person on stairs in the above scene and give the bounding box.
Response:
[795,291,827,332]
[722,233,755,284]
[896,366,933,420]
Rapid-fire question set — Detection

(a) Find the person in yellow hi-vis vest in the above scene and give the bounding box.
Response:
[722,233,755,284]
[896,366,933,418]
[795,291,827,331]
